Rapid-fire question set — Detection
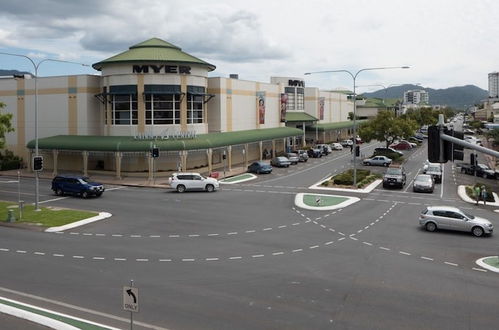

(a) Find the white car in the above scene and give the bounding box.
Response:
[331,143,343,150]
[168,172,219,193]
[422,160,442,173]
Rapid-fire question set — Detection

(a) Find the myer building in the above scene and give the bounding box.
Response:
[0,38,355,179]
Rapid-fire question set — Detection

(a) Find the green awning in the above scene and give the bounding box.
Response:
[285,112,318,122]
[306,120,367,132]
[26,127,303,152]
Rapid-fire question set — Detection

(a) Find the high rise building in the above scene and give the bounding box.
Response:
[403,90,429,105]
[488,72,499,98]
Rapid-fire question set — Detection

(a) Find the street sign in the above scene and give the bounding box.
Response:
[123,286,139,312]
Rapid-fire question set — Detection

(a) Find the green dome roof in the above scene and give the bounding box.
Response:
[92,37,216,71]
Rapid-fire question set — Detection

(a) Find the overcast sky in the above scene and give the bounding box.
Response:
[0,0,497,91]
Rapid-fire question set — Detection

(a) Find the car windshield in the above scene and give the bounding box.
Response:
[415,175,432,183]
[288,153,297,157]
[427,165,441,172]
[386,168,401,175]
[277,157,286,161]
[78,178,89,184]
[464,212,475,219]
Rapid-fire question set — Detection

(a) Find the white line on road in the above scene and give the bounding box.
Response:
[379,247,390,251]
[421,256,434,261]
[444,261,458,267]
[38,197,68,204]
[399,251,411,256]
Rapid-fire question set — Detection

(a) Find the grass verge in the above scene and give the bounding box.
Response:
[0,201,98,228]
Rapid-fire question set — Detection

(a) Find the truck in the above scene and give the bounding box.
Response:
[383,165,406,188]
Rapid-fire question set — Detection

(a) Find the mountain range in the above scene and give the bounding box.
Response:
[0,69,33,77]
[360,84,488,110]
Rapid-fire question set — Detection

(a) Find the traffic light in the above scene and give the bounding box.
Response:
[444,129,464,161]
[151,147,159,158]
[355,145,360,157]
[33,156,43,171]
[428,126,447,163]
[470,153,477,166]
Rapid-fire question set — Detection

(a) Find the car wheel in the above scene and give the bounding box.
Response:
[482,173,487,179]
[81,191,89,199]
[425,222,437,232]
[256,169,260,174]
[205,184,215,192]
[56,188,64,196]
[365,162,370,166]
[176,185,186,193]
[383,163,388,167]
[472,226,484,237]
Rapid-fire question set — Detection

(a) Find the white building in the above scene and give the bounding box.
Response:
[488,72,499,99]
[403,89,429,105]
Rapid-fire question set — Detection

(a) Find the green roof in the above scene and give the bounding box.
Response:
[26,127,303,152]
[92,37,216,71]
[307,120,367,132]
[285,112,318,122]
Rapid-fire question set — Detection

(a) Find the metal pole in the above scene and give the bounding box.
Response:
[34,63,40,211]
[352,77,357,187]
[130,279,134,330]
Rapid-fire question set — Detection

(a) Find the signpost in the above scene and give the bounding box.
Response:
[123,280,139,329]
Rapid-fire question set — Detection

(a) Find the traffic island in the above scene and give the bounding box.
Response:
[476,256,499,273]
[294,193,360,211]
[219,173,257,184]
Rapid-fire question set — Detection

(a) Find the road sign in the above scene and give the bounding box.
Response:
[123,286,139,312]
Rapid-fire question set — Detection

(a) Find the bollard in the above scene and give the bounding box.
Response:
[6,209,16,223]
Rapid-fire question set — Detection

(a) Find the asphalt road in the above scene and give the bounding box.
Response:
[1,140,498,329]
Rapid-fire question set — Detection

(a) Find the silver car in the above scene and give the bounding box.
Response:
[413,174,434,193]
[362,155,392,167]
[419,206,493,237]
[286,153,299,165]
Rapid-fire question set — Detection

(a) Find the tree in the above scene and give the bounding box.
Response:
[358,110,418,147]
[485,128,499,146]
[0,102,14,150]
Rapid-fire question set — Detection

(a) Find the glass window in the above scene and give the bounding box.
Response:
[145,94,181,125]
[112,94,137,125]
[187,94,204,124]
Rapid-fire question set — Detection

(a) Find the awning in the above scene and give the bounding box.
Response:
[306,120,367,132]
[285,112,318,122]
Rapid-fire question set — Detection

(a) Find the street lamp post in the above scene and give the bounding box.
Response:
[305,66,409,187]
[0,52,89,210]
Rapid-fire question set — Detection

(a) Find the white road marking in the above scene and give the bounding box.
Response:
[252,254,264,258]
[325,241,334,245]
[38,197,68,204]
[421,256,434,261]
[208,233,220,236]
[379,247,390,251]
[34,252,45,255]
[16,250,26,254]
[363,242,373,246]
[182,258,195,262]
[136,258,149,262]
[472,267,487,272]
[92,257,105,260]
[272,252,284,256]
[309,245,319,249]
[263,228,272,231]
[399,251,411,256]
[72,256,84,259]
[444,261,458,267]
[0,248,9,252]
[52,254,64,257]
[114,258,126,261]
[206,258,219,261]
[292,249,303,252]
[229,256,242,260]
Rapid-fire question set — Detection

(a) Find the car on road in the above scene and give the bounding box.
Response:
[460,163,498,179]
[247,161,272,174]
[331,143,343,150]
[413,174,434,193]
[285,153,300,165]
[168,172,219,193]
[382,166,406,188]
[362,155,392,167]
[373,147,403,157]
[419,206,493,237]
[296,150,309,162]
[316,144,332,155]
[340,139,353,147]
[425,164,443,183]
[271,156,291,168]
[307,148,323,158]
[389,141,413,150]
[422,160,442,174]
[52,175,105,198]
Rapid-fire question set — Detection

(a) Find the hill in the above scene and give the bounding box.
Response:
[361,84,488,110]
[0,69,33,77]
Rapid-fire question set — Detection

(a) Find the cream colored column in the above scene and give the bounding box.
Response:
[226,79,233,132]
[115,152,122,179]
[137,75,145,134]
[302,122,306,147]
[16,79,26,158]
[244,144,249,168]
[52,150,58,177]
[271,140,276,158]
[68,76,78,135]
[82,151,89,177]
[181,151,188,171]
[207,148,213,173]
[323,131,326,143]
[227,146,232,171]
[180,76,188,132]
[292,136,296,150]
[259,141,263,161]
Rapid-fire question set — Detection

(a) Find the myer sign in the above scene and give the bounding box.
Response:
[134,128,197,140]
[132,65,191,74]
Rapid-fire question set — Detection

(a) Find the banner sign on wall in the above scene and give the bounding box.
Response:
[319,97,325,120]
[256,91,266,125]
[280,93,288,122]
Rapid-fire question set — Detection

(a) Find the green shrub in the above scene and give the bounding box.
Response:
[332,169,371,186]
[466,184,495,202]
[0,150,23,171]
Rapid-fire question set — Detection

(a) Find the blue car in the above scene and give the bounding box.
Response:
[247,161,272,174]
[51,175,105,198]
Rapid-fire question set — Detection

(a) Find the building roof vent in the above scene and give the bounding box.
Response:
[229,74,239,79]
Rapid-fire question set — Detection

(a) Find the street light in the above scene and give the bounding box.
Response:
[0,52,90,210]
[305,66,410,187]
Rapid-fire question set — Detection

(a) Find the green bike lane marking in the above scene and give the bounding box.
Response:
[0,297,118,330]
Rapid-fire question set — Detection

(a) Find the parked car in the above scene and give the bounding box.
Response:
[425,164,443,183]
[285,153,299,165]
[382,166,406,188]
[316,144,332,155]
[362,155,392,167]
[340,140,353,147]
[307,148,323,158]
[400,140,417,148]
[296,150,309,162]
[463,128,475,135]
[168,172,219,193]
[389,141,413,150]
[460,163,498,179]
[419,206,493,237]
[271,156,291,168]
[413,174,434,193]
[52,175,105,198]
[331,143,343,150]
[247,161,272,174]
[373,147,403,156]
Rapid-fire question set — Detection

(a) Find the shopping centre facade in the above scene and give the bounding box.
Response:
[0,38,355,178]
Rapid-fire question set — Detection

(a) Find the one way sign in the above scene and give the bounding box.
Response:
[123,286,139,312]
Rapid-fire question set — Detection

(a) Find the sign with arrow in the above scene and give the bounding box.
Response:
[123,286,139,312]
